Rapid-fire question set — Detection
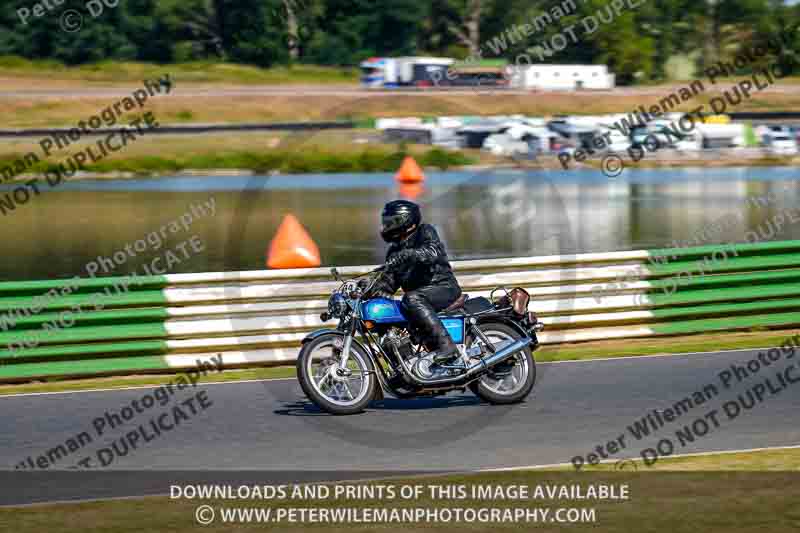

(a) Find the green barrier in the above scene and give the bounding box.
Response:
[648,269,800,291]
[0,290,168,313]
[650,298,800,321]
[0,308,170,331]
[0,339,168,362]
[0,355,170,381]
[0,239,798,383]
[648,253,800,278]
[651,311,800,336]
[649,282,800,307]
[648,240,800,262]
[0,322,169,354]
[0,274,167,296]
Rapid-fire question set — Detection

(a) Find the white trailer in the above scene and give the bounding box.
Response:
[509,64,615,90]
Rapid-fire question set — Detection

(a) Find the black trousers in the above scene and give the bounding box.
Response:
[402,284,461,351]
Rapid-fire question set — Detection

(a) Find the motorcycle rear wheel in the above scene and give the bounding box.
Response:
[466,323,536,404]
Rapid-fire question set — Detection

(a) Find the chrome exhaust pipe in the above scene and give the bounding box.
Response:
[397,336,533,386]
[465,337,532,378]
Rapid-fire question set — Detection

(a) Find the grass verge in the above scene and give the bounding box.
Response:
[0,131,476,178]
[578,446,800,471]
[0,57,359,86]
[0,328,794,396]
[0,448,798,532]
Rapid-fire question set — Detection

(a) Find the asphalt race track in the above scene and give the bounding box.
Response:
[1,348,799,504]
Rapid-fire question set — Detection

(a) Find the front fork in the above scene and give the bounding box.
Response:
[337,318,357,373]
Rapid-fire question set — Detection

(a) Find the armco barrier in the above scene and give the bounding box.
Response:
[1,239,800,383]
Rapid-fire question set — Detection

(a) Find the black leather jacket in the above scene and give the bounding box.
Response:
[380,223,460,293]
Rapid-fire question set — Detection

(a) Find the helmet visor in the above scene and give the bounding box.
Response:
[381,213,408,234]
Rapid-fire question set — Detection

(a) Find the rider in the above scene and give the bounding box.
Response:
[376,200,462,364]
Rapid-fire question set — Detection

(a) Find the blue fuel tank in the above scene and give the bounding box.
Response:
[361,298,407,324]
[361,298,465,343]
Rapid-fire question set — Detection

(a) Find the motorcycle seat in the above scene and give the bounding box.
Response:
[441,293,468,314]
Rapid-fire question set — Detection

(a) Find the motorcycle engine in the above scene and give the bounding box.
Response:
[381,328,414,362]
[382,328,462,380]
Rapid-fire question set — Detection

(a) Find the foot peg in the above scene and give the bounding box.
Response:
[432,347,459,365]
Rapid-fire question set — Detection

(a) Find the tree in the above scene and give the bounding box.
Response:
[445,0,490,57]
[156,0,226,60]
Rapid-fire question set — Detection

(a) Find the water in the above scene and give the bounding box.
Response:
[2,166,799,281]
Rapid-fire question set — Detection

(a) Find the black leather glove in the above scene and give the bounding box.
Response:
[385,249,414,271]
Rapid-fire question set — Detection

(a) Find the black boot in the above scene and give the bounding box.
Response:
[402,291,459,364]
[429,321,459,364]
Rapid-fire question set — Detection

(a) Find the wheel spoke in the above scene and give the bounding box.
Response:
[315,366,334,390]
[304,340,371,407]
[342,381,355,400]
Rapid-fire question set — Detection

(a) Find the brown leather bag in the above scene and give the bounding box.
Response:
[496,287,530,316]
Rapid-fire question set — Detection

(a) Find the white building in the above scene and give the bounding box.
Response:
[509,64,615,90]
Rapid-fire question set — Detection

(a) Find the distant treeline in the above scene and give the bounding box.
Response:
[1,0,799,84]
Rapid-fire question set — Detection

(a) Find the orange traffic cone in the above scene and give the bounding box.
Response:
[399,182,424,200]
[395,156,425,184]
[266,214,321,269]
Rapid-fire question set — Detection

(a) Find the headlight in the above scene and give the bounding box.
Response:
[327,293,348,318]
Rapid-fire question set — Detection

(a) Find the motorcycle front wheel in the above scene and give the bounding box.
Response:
[466,322,536,404]
[296,335,377,415]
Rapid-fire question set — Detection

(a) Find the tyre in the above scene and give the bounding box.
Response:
[466,322,536,404]
[296,334,377,415]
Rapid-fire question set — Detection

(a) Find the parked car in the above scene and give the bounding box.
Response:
[765,131,799,155]
[789,125,800,144]
[597,127,632,152]
[630,124,671,150]
[483,132,531,156]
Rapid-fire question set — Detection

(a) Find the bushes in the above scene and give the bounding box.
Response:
[0,146,476,178]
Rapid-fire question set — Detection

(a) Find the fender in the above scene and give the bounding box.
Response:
[475,317,538,348]
[300,328,375,363]
[301,328,347,344]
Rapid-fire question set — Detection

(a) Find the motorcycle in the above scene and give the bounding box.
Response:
[296,267,543,415]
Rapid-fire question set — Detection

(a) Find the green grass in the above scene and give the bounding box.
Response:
[534,328,800,362]
[0,56,359,85]
[0,146,475,178]
[0,448,798,532]
[0,366,296,396]
[0,328,794,396]
[580,447,800,471]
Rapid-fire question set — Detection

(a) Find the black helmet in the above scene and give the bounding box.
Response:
[381,200,421,243]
